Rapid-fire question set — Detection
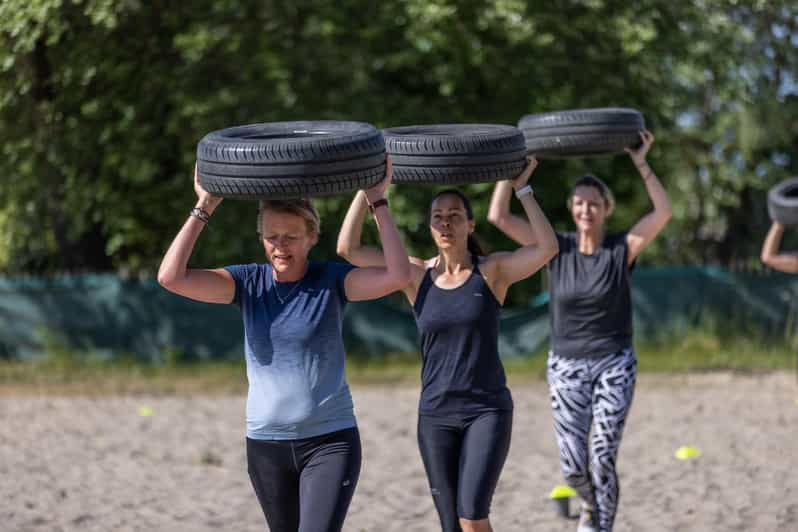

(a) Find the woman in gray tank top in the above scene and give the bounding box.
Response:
[338,158,558,532]
[488,131,671,532]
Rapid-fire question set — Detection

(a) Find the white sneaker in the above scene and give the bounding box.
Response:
[576,505,598,532]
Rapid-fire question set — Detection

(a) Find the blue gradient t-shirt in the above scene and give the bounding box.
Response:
[225,261,356,440]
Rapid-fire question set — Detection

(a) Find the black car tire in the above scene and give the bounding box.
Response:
[518,108,644,158]
[383,124,527,185]
[196,121,386,199]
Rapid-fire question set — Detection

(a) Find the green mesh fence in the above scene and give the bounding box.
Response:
[0,267,795,361]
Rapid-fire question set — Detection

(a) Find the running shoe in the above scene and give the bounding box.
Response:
[576,504,598,532]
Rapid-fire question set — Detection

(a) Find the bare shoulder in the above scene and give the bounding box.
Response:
[421,256,438,269]
[480,252,510,273]
[408,256,430,284]
[409,256,427,268]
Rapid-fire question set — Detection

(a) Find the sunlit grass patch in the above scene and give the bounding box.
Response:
[0,328,793,396]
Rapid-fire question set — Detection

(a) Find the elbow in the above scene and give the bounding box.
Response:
[157,264,181,290]
[156,263,170,287]
[486,211,504,228]
[395,263,413,291]
[157,270,176,290]
[662,205,674,223]
[657,199,673,223]
[545,236,560,262]
[387,262,413,293]
[336,242,351,259]
[760,252,772,267]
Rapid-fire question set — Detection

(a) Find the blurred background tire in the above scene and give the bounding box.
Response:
[767,177,798,226]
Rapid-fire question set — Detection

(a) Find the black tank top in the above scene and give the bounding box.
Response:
[413,258,513,415]
[547,232,634,358]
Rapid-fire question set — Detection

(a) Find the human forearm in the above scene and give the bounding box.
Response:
[758,222,798,273]
[517,192,558,259]
[158,212,208,286]
[156,166,234,303]
[761,222,784,263]
[636,161,673,220]
[491,191,558,287]
[336,191,377,263]
[487,179,513,224]
[488,178,537,245]
[371,203,411,288]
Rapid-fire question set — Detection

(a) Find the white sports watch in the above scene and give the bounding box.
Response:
[514,184,534,199]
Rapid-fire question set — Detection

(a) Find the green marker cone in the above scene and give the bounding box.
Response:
[138,405,154,417]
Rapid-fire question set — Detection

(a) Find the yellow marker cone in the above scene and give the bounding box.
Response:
[675,445,701,460]
[549,485,576,518]
[549,485,577,499]
[138,405,154,417]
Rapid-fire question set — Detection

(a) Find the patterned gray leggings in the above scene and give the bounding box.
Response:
[547,348,637,532]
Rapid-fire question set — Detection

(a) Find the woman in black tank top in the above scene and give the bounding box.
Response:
[488,131,671,532]
[338,157,558,532]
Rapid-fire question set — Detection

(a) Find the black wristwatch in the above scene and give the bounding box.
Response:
[368,198,389,214]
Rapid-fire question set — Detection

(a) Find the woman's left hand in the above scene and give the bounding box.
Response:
[512,156,538,190]
[625,129,655,167]
[364,155,393,204]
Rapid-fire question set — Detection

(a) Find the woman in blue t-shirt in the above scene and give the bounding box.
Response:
[488,131,671,532]
[158,161,410,532]
[337,158,558,532]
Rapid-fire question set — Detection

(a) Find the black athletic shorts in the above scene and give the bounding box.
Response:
[246,427,361,532]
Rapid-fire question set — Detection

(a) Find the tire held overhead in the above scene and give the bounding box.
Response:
[196,121,386,199]
[383,124,527,185]
[518,108,644,158]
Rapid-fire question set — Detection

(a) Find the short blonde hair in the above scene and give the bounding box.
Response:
[257,198,321,236]
[567,174,615,216]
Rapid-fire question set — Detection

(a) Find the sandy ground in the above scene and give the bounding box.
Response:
[1,372,797,532]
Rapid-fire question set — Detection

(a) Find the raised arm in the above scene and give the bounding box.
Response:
[484,158,559,302]
[157,165,235,304]
[625,130,673,265]
[343,159,413,301]
[487,157,539,246]
[761,222,798,273]
[336,189,390,268]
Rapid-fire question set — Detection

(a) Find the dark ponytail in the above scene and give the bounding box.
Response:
[429,188,488,257]
[467,233,486,257]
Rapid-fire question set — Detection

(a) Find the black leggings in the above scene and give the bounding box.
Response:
[417,411,512,531]
[246,427,361,532]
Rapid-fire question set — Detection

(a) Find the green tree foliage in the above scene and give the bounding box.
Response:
[1,1,796,298]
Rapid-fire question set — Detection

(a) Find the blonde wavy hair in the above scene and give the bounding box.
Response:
[567,174,616,216]
[257,198,321,236]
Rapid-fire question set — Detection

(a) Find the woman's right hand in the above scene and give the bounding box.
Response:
[512,156,538,190]
[363,156,393,205]
[193,163,223,213]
